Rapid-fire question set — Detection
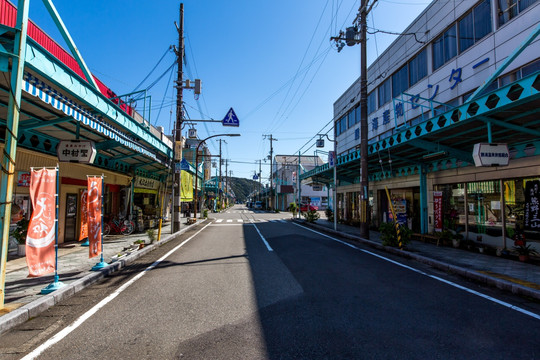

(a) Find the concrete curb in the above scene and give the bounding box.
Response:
[0,221,202,335]
[293,219,540,301]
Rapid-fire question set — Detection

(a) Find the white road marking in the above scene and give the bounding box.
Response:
[250,220,273,251]
[238,219,244,223]
[292,222,540,321]
[226,219,232,223]
[216,219,223,223]
[22,223,214,359]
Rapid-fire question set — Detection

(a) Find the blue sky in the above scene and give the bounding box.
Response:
[26,0,430,182]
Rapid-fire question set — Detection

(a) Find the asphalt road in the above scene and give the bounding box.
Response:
[1,205,539,359]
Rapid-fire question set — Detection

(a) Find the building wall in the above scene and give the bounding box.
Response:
[334,0,540,154]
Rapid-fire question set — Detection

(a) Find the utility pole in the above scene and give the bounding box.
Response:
[263,135,277,209]
[172,3,184,233]
[218,139,226,209]
[225,159,229,207]
[359,0,370,239]
[330,0,372,239]
[258,159,262,202]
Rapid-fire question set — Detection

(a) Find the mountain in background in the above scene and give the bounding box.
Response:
[229,177,262,202]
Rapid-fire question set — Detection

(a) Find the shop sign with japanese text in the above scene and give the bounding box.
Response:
[472,143,509,167]
[134,176,159,190]
[57,140,97,163]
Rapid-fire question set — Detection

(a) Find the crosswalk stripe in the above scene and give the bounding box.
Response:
[238,219,244,222]
[216,219,223,223]
[227,219,232,223]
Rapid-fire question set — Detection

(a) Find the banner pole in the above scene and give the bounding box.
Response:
[92,175,108,270]
[41,166,65,294]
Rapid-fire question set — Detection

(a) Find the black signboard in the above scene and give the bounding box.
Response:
[524,180,540,230]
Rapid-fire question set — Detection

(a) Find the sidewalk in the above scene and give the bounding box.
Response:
[0,218,202,335]
[296,215,540,301]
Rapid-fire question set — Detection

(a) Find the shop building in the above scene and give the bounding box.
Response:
[270,155,329,211]
[1,0,173,248]
[301,0,540,251]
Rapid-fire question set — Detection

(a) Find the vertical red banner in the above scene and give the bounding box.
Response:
[87,177,102,258]
[26,168,56,277]
[434,191,443,232]
[79,189,88,241]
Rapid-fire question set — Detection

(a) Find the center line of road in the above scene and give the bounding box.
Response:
[292,222,540,321]
[250,220,273,251]
[22,222,214,360]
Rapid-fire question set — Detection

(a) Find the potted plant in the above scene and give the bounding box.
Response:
[134,239,146,249]
[513,244,538,262]
[379,222,412,248]
[11,218,29,256]
[325,208,334,223]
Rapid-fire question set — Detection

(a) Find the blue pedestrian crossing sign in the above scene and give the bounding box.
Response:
[222,107,240,127]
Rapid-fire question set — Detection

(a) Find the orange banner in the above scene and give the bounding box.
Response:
[87,177,102,258]
[79,189,88,241]
[26,168,56,277]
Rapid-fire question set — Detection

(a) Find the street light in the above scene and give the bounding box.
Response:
[194,134,240,219]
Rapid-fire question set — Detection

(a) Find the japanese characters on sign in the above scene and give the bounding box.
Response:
[57,140,97,164]
[17,171,31,187]
[434,191,443,232]
[370,57,490,132]
[472,143,509,167]
[524,180,540,231]
[26,168,57,277]
[79,189,88,241]
[87,176,102,258]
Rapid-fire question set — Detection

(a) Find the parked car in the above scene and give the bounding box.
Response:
[300,203,318,212]
[254,201,263,210]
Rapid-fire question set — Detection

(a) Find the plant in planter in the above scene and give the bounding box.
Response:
[146,228,156,244]
[325,208,334,223]
[302,209,320,223]
[11,218,29,256]
[379,222,412,248]
[513,244,538,262]
[134,239,146,249]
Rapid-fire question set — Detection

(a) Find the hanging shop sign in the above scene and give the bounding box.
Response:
[433,191,443,232]
[134,176,160,190]
[188,128,197,139]
[57,140,97,163]
[328,151,335,167]
[472,143,509,167]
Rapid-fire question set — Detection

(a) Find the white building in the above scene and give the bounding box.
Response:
[303,0,540,251]
[273,155,329,211]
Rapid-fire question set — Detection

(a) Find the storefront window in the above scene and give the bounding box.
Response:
[466,180,502,237]
[435,183,466,231]
[504,177,540,241]
[337,193,345,222]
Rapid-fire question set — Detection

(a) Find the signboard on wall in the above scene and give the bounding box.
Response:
[434,191,443,232]
[524,180,540,230]
[57,140,97,163]
[472,143,509,167]
[134,176,160,190]
[17,172,30,187]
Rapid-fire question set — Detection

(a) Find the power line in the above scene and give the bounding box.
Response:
[132,47,173,93]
